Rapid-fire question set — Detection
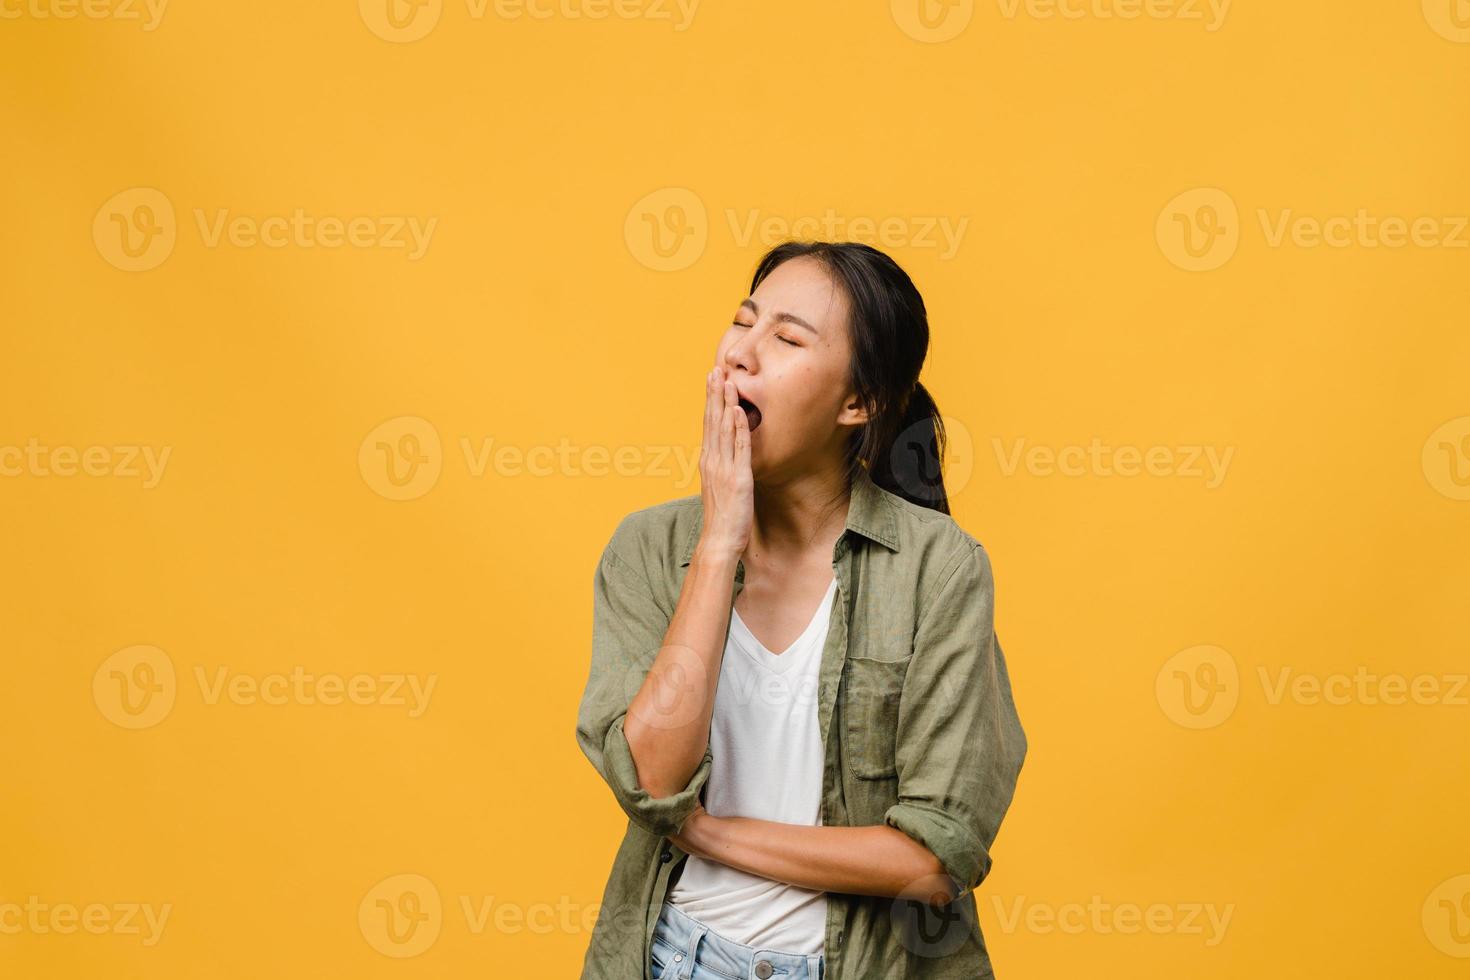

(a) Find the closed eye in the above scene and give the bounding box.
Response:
[732,320,800,346]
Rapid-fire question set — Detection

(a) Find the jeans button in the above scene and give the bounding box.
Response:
[754,959,774,979]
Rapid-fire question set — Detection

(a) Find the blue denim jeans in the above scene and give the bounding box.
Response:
[651,901,824,980]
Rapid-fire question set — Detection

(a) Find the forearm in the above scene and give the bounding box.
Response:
[622,542,739,798]
[673,812,958,906]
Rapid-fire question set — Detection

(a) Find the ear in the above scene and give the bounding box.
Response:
[836,392,869,428]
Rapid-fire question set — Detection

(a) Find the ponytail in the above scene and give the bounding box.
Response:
[867,380,950,515]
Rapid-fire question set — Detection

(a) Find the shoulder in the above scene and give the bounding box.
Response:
[597,491,702,583]
[879,485,993,589]
[870,487,999,625]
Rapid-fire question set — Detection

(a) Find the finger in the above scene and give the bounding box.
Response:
[703,368,717,460]
[734,397,750,463]
[720,379,737,459]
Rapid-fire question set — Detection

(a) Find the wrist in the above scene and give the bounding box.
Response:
[693,537,743,569]
[678,807,716,855]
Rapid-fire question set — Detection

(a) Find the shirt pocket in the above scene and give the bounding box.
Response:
[841,655,910,780]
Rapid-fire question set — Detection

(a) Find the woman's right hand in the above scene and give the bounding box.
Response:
[698,364,753,560]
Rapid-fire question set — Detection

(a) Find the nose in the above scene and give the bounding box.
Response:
[723,329,756,377]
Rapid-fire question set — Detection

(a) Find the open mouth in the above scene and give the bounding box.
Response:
[737,396,763,432]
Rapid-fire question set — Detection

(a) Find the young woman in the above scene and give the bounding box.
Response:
[575,241,1026,979]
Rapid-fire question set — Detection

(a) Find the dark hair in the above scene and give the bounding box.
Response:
[749,241,950,515]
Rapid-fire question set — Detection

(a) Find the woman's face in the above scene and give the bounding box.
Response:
[714,256,869,478]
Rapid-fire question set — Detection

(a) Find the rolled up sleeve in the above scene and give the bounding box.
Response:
[575,535,713,840]
[883,541,1027,902]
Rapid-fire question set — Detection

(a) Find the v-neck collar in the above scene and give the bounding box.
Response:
[729,575,838,670]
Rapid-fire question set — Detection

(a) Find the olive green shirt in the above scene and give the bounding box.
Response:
[575,466,1027,979]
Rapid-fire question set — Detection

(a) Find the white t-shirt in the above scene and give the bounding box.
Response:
[666,575,838,955]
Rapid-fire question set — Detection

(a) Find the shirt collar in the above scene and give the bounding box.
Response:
[678,465,901,567]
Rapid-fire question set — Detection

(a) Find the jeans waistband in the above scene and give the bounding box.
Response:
[653,901,824,980]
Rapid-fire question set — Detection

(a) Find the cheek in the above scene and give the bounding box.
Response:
[773,369,837,423]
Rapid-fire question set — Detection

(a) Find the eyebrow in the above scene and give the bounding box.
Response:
[739,299,819,336]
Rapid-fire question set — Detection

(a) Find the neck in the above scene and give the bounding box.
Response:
[745,462,851,566]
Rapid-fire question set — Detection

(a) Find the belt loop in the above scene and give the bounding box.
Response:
[807,952,820,978]
[679,924,707,980]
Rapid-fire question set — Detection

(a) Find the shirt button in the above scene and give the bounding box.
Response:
[754,960,774,979]
[660,848,672,863]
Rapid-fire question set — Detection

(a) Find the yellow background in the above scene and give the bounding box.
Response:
[3,0,1468,976]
